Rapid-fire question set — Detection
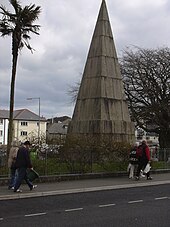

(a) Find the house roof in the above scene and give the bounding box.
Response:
[0,109,46,121]
[62,118,71,124]
[0,109,9,119]
[47,122,68,134]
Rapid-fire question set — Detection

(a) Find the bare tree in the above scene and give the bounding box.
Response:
[120,47,170,148]
[67,81,80,104]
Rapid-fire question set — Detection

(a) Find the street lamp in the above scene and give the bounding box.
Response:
[27,97,40,146]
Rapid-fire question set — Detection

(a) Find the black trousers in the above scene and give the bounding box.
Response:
[136,159,150,178]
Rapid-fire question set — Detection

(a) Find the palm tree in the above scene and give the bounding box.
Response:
[0,0,41,156]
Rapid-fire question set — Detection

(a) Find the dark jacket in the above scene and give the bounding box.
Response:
[129,146,138,164]
[15,146,32,169]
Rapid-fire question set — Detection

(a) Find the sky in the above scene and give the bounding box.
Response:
[0,0,170,119]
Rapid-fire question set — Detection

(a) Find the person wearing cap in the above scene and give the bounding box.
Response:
[135,140,152,180]
[13,141,37,192]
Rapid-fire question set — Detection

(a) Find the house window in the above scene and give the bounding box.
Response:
[0,119,3,124]
[21,131,27,136]
[0,130,3,136]
[21,121,28,126]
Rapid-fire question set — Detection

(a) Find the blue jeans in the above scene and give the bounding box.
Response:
[14,167,33,191]
[8,167,17,189]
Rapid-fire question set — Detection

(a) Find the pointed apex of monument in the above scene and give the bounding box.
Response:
[98,0,109,21]
[88,0,113,58]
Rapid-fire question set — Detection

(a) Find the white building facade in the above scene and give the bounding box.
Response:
[0,109,46,145]
[0,118,8,145]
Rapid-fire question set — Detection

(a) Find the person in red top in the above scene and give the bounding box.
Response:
[135,140,152,180]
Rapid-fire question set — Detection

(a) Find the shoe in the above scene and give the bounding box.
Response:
[140,170,145,178]
[14,189,22,193]
[30,185,37,191]
[147,176,152,180]
[8,186,14,190]
[135,176,139,180]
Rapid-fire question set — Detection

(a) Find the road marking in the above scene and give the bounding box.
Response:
[128,200,143,204]
[155,197,168,200]
[99,203,116,208]
[65,208,83,212]
[25,212,46,217]
[0,218,3,221]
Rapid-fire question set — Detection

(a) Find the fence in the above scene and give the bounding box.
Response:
[1,146,170,177]
[149,147,170,160]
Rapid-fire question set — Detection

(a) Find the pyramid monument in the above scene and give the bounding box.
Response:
[68,0,135,143]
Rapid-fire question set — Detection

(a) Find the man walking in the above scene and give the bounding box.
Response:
[14,141,37,192]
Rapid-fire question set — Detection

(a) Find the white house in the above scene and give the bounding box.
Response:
[0,109,46,145]
[136,127,159,146]
[0,110,8,145]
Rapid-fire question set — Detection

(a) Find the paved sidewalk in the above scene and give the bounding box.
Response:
[0,172,170,201]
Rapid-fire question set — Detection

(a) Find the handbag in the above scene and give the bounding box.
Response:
[143,163,151,173]
[27,169,39,182]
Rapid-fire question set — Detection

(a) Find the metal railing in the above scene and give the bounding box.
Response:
[1,146,170,177]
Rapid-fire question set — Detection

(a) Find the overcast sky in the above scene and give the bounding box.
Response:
[0,0,170,119]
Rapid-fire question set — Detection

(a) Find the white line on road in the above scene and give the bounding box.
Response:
[65,208,83,212]
[128,200,143,204]
[99,203,116,208]
[25,212,46,217]
[155,197,168,200]
[0,218,3,221]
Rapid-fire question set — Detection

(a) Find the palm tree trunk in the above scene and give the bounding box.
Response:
[7,37,19,158]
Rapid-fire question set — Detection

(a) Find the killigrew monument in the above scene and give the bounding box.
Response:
[68,0,135,144]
